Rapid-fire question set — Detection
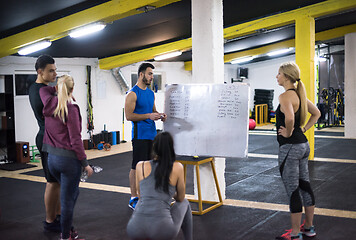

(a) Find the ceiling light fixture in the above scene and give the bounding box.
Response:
[317,56,328,62]
[18,40,52,55]
[154,51,182,61]
[136,5,156,13]
[230,56,255,64]
[267,48,294,57]
[69,23,106,38]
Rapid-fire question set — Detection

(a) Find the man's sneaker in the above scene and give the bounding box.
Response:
[43,218,61,232]
[301,224,316,237]
[128,197,138,210]
[276,230,302,240]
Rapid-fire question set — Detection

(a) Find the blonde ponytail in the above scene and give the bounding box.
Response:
[296,80,308,126]
[53,75,74,123]
[279,62,308,126]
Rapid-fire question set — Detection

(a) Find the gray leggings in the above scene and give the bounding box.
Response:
[127,198,193,240]
[278,143,315,213]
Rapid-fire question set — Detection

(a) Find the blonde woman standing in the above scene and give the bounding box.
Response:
[275,62,321,240]
[40,75,93,240]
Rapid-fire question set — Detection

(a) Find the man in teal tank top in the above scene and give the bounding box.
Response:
[124,63,167,210]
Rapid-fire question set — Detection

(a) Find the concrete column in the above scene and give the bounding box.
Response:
[295,15,316,159]
[192,0,224,84]
[191,0,225,201]
[345,32,356,138]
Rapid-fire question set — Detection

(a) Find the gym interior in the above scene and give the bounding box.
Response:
[1,1,356,239]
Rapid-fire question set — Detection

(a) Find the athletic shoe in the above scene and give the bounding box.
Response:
[70,226,79,240]
[276,230,302,240]
[128,197,139,210]
[301,224,316,237]
[43,218,61,232]
[60,233,85,240]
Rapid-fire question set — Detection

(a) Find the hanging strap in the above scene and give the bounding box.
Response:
[142,161,145,179]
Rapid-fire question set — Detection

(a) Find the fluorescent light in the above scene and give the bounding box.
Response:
[230,56,254,64]
[69,23,106,38]
[154,51,182,61]
[318,56,327,62]
[267,48,293,56]
[18,40,52,55]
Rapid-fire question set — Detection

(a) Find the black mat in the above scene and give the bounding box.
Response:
[315,131,344,137]
[0,162,37,171]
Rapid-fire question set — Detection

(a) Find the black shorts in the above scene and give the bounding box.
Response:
[36,134,58,183]
[132,139,153,170]
[40,151,58,183]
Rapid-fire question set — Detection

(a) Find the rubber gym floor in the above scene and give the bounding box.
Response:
[0,128,355,240]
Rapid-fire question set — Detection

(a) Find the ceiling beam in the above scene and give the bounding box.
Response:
[223,0,356,40]
[184,23,356,71]
[0,0,181,58]
[99,38,192,70]
[98,0,356,69]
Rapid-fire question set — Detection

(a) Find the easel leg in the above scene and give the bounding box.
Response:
[210,161,223,202]
[195,164,203,214]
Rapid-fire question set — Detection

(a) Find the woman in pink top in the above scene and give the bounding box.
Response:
[40,75,93,240]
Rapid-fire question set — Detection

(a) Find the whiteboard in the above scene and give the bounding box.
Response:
[163,83,250,158]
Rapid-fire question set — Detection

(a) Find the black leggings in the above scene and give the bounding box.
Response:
[278,143,315,213]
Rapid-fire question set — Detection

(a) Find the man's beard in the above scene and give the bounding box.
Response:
[143,76,151,86]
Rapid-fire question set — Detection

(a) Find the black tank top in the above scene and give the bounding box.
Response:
[275,89,307,146]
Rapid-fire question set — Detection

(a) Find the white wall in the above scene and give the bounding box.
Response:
[0,56,98,146]
[6,54,338,146]
[345,32,356,138]
[0,56,192,146]
[225,55,295,113]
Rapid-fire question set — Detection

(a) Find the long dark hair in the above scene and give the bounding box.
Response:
[152,131,176,193]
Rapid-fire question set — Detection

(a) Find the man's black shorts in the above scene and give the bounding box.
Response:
[132,139,153,170]
[36,134,58,183]
[40,150,59,182]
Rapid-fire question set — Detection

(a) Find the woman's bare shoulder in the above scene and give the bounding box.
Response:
[173,161,183,172]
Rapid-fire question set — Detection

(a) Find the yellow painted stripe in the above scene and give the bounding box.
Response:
[79,181,131,194]
[7,173,47,183]
[313,135,346,139]
[224,199,356,219]
[248,153,356,164]
[248,153,278,159]
[313,157,356,164]
[249,131,347,139]
[4,172,356,219]
[0,0,181,58]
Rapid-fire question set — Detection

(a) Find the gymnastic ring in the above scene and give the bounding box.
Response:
[104,143,111,151]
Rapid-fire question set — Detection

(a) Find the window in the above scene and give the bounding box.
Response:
[15,74,37,96]
[14,73,63,96]
[131,73,163,92]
